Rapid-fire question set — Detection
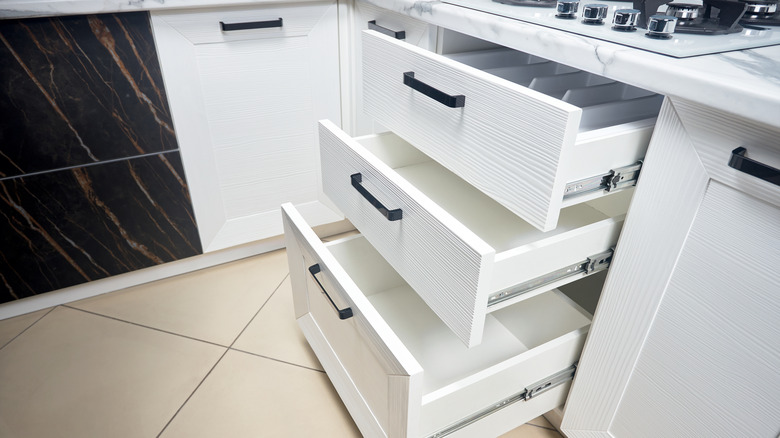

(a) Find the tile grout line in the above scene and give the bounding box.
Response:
[227,273,289,349]
[61,305,229,349]
[229,347,325,374]
[155,347,231,438]
[155,272,289,437]
[0,306,57,352]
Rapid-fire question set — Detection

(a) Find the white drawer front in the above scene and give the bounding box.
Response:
[320,120,627,348]
[283,204,422,438]
[283,203,594,437]
[362,30,658,232]
[152,4,328,44]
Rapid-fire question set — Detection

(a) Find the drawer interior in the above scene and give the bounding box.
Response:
[356,132,632,255]
[325,234,596,399]
[446,48,662,132]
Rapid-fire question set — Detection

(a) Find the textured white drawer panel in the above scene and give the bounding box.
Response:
[283,204,595,437]
[152,4,329,44]
[320,120,629,347]
[362,30,659,232]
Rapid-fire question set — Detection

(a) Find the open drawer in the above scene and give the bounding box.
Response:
[362,29,660,232]
[320,120,630,347]
[283,203,599,437]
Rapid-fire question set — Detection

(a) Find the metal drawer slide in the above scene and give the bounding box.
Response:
[563,161,643,200]
[428,364,578,438]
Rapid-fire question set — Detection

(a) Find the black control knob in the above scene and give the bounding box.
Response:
[612,9,641,31]
[556,0,580,18]
[646,14,678,39]
[582,4,609,24]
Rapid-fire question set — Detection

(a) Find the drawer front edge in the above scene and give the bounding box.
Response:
[282,203,423,437]
[319,121,496,348]
[362,30,581,232]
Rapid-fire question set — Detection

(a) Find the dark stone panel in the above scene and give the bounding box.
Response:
[0,152,202,302]
[0,12,177,178]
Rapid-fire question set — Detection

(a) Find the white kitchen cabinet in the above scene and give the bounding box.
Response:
[151,3,342,252]
[562,98,780,437]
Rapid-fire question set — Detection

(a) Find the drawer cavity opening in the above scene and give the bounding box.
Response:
[445,47,662,132]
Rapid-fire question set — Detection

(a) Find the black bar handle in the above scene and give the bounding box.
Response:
[403,72,465,108]
[368,20,406,39]
[220,18,283,31]
[728,147,780,187]
[309,264,353,320]
[351,173,402,221]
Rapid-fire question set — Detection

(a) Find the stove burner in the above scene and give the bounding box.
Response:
[634,0,748,34]
[739,0,780,25]
[666,2,701,19]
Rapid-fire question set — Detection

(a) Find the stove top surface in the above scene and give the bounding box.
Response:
[442,0,780,57]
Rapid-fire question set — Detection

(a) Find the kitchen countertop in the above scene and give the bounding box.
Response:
[2,0,779,128]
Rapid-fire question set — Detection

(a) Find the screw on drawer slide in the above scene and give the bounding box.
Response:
[563,161,643,200]
[488,248,614,307]
[427,364,578,438]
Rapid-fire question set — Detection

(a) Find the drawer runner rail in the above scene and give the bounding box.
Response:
[563,161,643,200]
[427,363,578,438]
[487,248,614,307]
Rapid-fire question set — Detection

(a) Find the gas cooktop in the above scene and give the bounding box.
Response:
[442,0,780,57]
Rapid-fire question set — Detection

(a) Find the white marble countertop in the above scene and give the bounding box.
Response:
[2,0,778,127]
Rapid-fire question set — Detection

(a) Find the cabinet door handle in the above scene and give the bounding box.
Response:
[220,18,283,31]
[728,147,780,187]
[351,173,403,221]
[367,20,406,39]
[308,264,353,320]
[403,72,466,108]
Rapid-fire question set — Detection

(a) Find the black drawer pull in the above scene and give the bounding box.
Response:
[368,20,406,39]
[220,18,283,31]
[728,147,779,187]
[309,264,353,320]
[403,72,465,108]
[351,173,403,221]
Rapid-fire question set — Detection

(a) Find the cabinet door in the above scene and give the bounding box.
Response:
[151,3,342,252]
[562,98,780,437]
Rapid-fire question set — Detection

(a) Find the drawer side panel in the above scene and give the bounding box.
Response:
[362,30,581,231]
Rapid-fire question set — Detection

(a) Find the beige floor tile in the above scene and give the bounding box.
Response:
[501,423,564,438]
[527,415,556,429]
[233,277,322,370]
[0,306,225,438]
[160,349,360,438]
[71,249,289,346]
[0,308,51,349]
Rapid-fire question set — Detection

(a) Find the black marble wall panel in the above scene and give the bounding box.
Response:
[0,152,201,302]
[0,12,177,178]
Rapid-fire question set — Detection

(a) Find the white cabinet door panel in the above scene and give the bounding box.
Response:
[611,181,780,437]
[152,3,342,252]
[562,97,780,438]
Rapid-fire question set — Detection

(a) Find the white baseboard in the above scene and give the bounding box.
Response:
[0,219,354,321]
